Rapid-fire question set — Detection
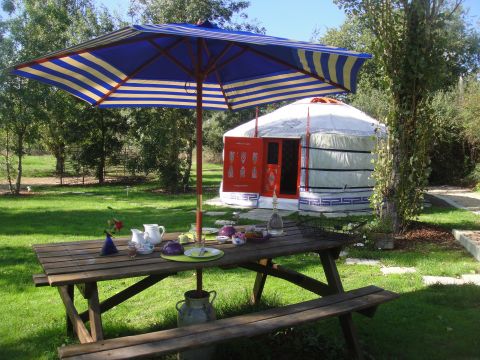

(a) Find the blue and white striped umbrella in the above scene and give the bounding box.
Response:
[12,21,370,287]
[12,21,370,111]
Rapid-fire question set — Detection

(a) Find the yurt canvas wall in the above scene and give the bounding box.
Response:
[299,131,376,212]
[220,97,385,213]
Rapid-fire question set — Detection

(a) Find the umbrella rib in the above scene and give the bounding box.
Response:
[240,45,350,93]
[94,38,185,106]
[205,47,248,76]
[201,40,233,111]
[185,40,196,70]
[148,39,194,78]
[203,43,234,75]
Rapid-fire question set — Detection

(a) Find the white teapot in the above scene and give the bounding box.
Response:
[143,224,165,245]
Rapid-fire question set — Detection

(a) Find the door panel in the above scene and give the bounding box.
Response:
[262,139,281,196]
[279,139,300,196]
[223,137,263,193]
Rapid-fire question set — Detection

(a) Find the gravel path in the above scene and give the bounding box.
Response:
[427,185,480,213]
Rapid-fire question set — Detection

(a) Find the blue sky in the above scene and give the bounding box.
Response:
[98,0,480,41]
[1,0,479,41]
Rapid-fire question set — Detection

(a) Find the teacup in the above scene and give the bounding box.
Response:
[216,235,229,244]
[178,234,190,245]
[232,237,246,246]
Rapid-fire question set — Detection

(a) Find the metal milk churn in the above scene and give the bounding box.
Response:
[176,290,217,360]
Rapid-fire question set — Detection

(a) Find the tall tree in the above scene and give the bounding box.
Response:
[127,0,263,191]
[320,4,480,186]
[69,108,127,184]
[334,0,469,232]
[0,0,64,193]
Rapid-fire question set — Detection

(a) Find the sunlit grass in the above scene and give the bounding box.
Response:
[0,178,479,358]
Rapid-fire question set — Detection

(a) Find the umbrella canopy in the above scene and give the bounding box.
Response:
[10,20,371,291]
[11,21,370,110]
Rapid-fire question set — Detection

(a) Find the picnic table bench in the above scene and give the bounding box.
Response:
[32,221,399,359]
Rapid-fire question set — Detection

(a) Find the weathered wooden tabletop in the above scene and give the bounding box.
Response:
[33,222,348,286]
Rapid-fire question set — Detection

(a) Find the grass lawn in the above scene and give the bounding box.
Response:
[0,166,480,358]
[0,155,58,178]
[0,154,224,182]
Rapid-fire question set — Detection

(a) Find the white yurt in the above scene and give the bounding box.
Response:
[219,97,386,213]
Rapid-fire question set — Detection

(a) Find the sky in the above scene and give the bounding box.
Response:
[97,0,480,41]
[1,0,479,41]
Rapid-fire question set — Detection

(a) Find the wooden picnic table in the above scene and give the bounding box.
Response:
[32,221,398,359]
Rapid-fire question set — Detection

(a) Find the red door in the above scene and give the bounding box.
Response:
[262,139,282,196]
[262,138,300,199]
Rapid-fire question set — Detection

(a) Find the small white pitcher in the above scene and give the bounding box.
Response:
[131,229,148,247]
[143,224,165,245]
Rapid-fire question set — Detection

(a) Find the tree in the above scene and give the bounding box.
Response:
[320,8,479,186]
[459,77,480,164]
[334,0,470,232]
[0,0,60,193]
[127,108,195,192]
[36,1,123,182]
[126,0,263,191]
[67,108,127,184]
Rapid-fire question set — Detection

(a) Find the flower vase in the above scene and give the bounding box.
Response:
[101,234,118,256]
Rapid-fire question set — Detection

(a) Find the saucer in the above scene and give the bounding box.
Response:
[137,245,154,255]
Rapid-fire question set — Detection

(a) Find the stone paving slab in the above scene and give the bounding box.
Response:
[204,197,250,208]
[345,258,381,266]
[423,276,466,286]
[452,229,480,262]
[205,211,227,216]
[214,220,235,226]
[239,208,296,221]
[381,267,416,275]
[461,274,480,285]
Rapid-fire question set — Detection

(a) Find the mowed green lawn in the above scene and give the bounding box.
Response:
[0,158,480,359]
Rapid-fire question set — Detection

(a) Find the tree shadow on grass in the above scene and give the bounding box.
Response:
[1,326,65,360]
[355,284,480,359]
[0,246,43,292]
[0,207,199,238]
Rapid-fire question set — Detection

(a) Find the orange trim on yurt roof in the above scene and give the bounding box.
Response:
[310,97,342,104]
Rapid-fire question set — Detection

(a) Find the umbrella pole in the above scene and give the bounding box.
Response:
[196,40,203,295]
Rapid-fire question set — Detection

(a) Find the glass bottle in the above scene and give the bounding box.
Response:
[267,188,283,235]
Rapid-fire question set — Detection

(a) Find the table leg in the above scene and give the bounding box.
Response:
[85,282,103,341]
[58,286,94,343]
[319,250,363,360]
[250,258,272,305]
[66,285,74,336]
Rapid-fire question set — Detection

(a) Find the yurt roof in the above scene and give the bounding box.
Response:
[224,97,386,139]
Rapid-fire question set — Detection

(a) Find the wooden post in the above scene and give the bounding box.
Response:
[254,106,259,137]
[320,250,363,359]
[196,37,204,295]
[250,258,272,305]
[86,283,103,341]
[66,285,74,336]
[305,106,311,191]
[58,286,94,344]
